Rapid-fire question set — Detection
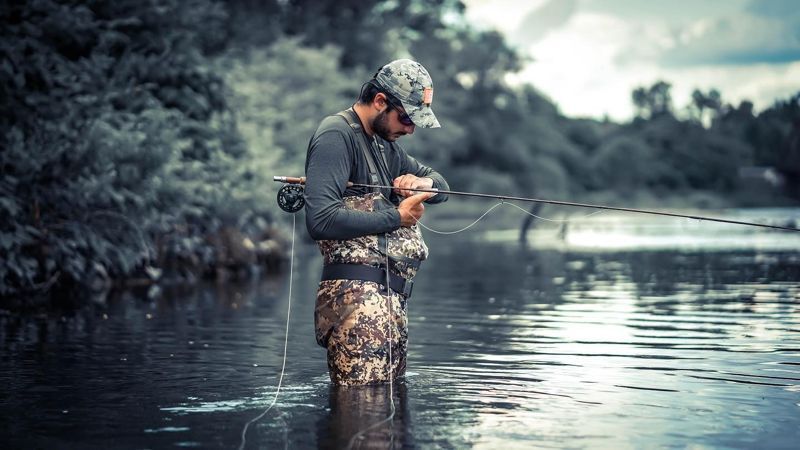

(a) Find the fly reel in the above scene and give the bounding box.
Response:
[277,184,305,213]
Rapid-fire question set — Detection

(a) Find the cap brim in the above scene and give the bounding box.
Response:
[402,101,440,129]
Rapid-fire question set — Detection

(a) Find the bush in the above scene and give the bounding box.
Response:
[0,0,256,302]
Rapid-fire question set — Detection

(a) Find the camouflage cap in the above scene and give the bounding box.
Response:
[374,59,440,129]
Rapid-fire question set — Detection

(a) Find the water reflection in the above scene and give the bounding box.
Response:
[318,382,412,450]
[407,230,799,448]
[1,216,799,449]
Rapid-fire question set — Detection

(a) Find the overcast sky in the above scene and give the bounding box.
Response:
[461,0,800,121]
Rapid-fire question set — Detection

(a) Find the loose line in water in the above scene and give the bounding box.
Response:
[238,214,295,450]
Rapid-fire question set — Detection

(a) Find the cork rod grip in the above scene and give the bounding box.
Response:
[273,176,356,187]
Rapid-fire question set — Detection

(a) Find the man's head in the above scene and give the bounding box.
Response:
[356,84,412,141]
[359,59,440,131]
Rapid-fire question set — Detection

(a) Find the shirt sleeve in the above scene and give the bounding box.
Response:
[304,129,401,240]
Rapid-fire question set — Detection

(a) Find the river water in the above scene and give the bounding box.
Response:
[2,208,799,449]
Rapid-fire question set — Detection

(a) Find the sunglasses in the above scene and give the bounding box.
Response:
[387,100,415,126]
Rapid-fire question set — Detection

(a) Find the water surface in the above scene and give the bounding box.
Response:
[2,209,799,449]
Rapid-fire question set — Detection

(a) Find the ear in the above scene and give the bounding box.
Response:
[373,92,389,111]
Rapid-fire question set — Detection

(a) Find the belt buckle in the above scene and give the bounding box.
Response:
[402,279,413,298]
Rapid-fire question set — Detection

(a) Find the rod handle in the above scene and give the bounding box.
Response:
[273,176,306,184]
[274,176,356,187]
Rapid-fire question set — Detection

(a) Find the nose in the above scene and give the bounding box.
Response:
[405,123,415,135]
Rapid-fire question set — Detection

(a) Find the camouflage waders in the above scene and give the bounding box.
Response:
[315,193,428,385]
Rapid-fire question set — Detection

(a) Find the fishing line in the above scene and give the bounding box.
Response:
[355,182,800,232]
[275,176,799,233]
[270,175,797,449]
[259,189,602,450]
[501,201,604,223]
[342,198,601,446]
[238,214,295,450]
[415,201,506,235]
[414,200,604,235]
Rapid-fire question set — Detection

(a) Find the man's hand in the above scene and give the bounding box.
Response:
[393,174,434,198]
[397,191,436,227]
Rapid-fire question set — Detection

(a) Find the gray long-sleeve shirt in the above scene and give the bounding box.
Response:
[304,112,449,241]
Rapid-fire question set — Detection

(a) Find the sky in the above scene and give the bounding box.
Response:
[461,0,800,121]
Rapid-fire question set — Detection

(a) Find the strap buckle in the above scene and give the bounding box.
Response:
[399,278,413,298]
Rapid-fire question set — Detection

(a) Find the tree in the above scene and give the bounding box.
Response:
[632,87,648,118]
[691,88,722,125]
[631,81,674,119]
[0,0,246,301]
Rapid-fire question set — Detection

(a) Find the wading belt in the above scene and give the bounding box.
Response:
[321,263,413,298]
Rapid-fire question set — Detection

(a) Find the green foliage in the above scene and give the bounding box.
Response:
[217,39,359,177]
[690,88,722,124]
[623,81,800,201]
[632,81,674,119]
[592,114,754,195]
[0,0,249,301]
[746,94,800,172]
[591,135,662,192]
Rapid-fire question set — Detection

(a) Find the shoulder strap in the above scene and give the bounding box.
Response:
[337,109,382,190]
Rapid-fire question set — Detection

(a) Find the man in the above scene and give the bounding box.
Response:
[304,59,449,385]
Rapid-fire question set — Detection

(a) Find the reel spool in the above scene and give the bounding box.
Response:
[277,184,305,213]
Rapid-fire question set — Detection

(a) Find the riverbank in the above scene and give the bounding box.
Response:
[1,225,290,312]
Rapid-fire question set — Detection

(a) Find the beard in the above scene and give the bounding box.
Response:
[371,109,404,142]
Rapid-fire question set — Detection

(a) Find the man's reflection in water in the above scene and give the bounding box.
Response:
[317,381,413,449]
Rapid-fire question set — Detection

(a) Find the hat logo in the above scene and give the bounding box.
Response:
[422,87,434,106]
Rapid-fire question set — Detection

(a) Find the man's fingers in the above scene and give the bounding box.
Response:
[404,191,435,206]
[398,191,436,226]
[393,175,436,198]
[393,174,413,185]
[393,175,413,197]
[393,175,410,189]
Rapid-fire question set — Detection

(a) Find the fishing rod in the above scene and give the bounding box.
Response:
[273,176,800,233]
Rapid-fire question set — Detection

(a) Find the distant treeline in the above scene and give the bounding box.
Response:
[2,0,798,304]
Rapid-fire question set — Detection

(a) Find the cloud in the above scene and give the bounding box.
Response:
[582,0,749,25]
[508,13,650,120]
[462,0,800,120]
[460,0,545,34]
[658,13,800,67]
[587,0,800,68]
[508,0,578,48]
[662,62,800,113]
[746,0,800,19]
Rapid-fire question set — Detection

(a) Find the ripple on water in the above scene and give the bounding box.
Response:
[2,221,799,449]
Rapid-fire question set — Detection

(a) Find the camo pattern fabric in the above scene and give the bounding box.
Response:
[315,279,408,385]
[315,192,425,385]
[374,59,440,129]
[316,192,428,279]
